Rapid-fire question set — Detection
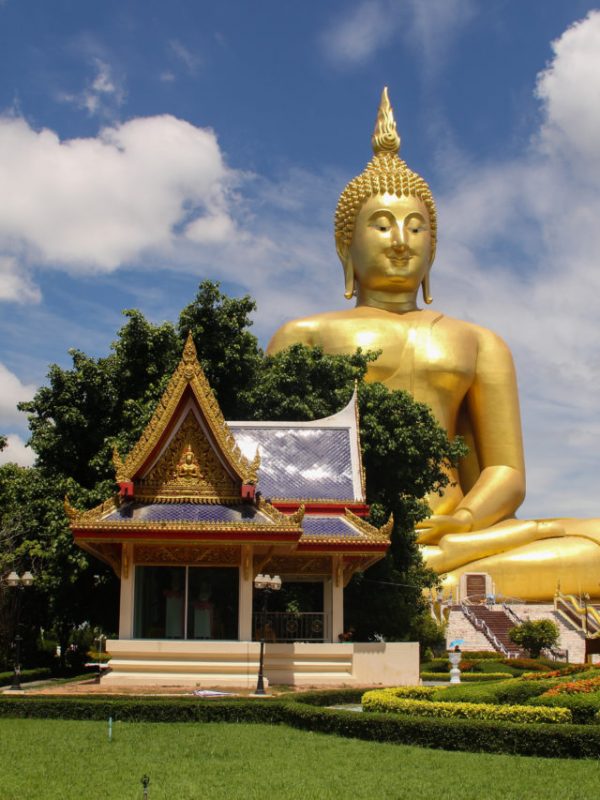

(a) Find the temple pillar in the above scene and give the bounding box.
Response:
[325,556,345,643]
[238,545,254,641]
[119,543,134,639]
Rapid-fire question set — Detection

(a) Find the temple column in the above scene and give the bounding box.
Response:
[119,543,134,638]
[238,545,254,641]
[326,556,345,643]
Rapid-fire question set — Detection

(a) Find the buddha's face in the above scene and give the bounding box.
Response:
[346,193,432,294]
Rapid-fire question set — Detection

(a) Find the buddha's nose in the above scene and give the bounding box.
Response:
[390,226,408,250]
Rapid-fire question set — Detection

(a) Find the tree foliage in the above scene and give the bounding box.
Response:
[2,280,466,658]
[509,620,560,658]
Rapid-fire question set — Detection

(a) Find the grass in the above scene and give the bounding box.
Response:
[1,718,600,799]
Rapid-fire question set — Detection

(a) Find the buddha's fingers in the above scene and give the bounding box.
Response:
[421,519,565,574]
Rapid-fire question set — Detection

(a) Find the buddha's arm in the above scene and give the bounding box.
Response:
[457,329,526,528]
[418,329,525,541]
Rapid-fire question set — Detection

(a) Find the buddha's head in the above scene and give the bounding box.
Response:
[335,88,437,303]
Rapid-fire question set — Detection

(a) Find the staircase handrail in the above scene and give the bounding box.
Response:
[502,603,522,627]
[555,590,600,638]
[461,602,513,658]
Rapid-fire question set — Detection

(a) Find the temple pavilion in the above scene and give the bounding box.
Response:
[67,334,418,687]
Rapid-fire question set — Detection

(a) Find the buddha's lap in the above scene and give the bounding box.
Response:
[436,534,600,599]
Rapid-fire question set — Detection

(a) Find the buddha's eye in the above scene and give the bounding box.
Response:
[371,217,391,232]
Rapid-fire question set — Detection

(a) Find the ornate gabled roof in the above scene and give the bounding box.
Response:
[230,389,366,503]
[113,333,259,497]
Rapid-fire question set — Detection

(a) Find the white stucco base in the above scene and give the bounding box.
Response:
[100,640,419,689]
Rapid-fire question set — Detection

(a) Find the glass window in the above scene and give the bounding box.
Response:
[134,566,185,639]
[187,567,238,640]
[133,565,239,640]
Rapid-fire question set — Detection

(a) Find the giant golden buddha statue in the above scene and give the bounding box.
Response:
[268,88,600,602]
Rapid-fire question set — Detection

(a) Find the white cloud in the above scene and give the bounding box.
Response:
[0,434,35,467]
[59,58,125,118]
[0,256,40,303]
[320,0,395,65]
[168,40,201,75]
[0,362,36,429]
[321,0,475,75]
[431,11,600,518]
[0,113,242,288]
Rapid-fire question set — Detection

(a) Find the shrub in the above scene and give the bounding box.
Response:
[531,692,600,725]
[362,691,571,724]
[385,686,439,700]
[473,661,517,675]
[493,679,560,705]
[458,651,501,660]
[420,672,514,683]
[508,620,560,658]
[421,660,450,674]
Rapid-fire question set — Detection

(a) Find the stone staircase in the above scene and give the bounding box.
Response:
[466,606,523,657]
[445,607,495,652]
[509,604,586,663]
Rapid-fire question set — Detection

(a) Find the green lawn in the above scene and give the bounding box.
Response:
[0,718,597,800]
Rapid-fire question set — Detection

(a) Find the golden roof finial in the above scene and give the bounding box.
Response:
[371,87,401,156]
[182,331,197,364]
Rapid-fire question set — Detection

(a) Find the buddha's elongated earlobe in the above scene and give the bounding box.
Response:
[343,254,355,300]
[421,272,432,304]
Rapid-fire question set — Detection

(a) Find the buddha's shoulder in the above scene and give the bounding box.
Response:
[436,313,512,353]
[267,308,367,352]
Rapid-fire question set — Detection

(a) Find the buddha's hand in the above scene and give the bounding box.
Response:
[416,510,473,545]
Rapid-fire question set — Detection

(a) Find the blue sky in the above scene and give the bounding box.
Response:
[1,0,600,521]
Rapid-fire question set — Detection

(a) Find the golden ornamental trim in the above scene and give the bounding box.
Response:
[299,536,388,547]
[112,447,130,482]
[131,494,243,505]
[257,497,304,527]
[117,332,258,486]
[344,508,393,540]
[65,494,120,522]
[269,497,365,505]
[64,495,80,521]
[71,519,302,534]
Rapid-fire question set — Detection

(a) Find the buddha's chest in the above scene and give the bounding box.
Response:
[335,316,476,404]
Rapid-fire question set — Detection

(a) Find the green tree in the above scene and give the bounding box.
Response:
[509,619,560,658]
[0,464,118,669]
[11,280,465,653]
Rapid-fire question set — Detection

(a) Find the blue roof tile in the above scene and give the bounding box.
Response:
[231,427,355,501]
[301,516,362,538]
[105,503,269,524]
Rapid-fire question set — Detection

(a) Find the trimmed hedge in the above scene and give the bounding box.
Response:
[0,668,51,686]
[421,672,514,683]
[2,688,600,758]
[530,692,600,725]
[362,691,572,724]
[384,686,439,700]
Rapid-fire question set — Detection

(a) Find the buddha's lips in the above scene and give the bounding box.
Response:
[388,255,411,267]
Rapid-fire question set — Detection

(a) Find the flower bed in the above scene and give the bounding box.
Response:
[362,689,571,724]
[543,676,600,696]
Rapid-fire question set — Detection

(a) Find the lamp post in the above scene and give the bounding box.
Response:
[5,570,34,691]
[253,573,282,695]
